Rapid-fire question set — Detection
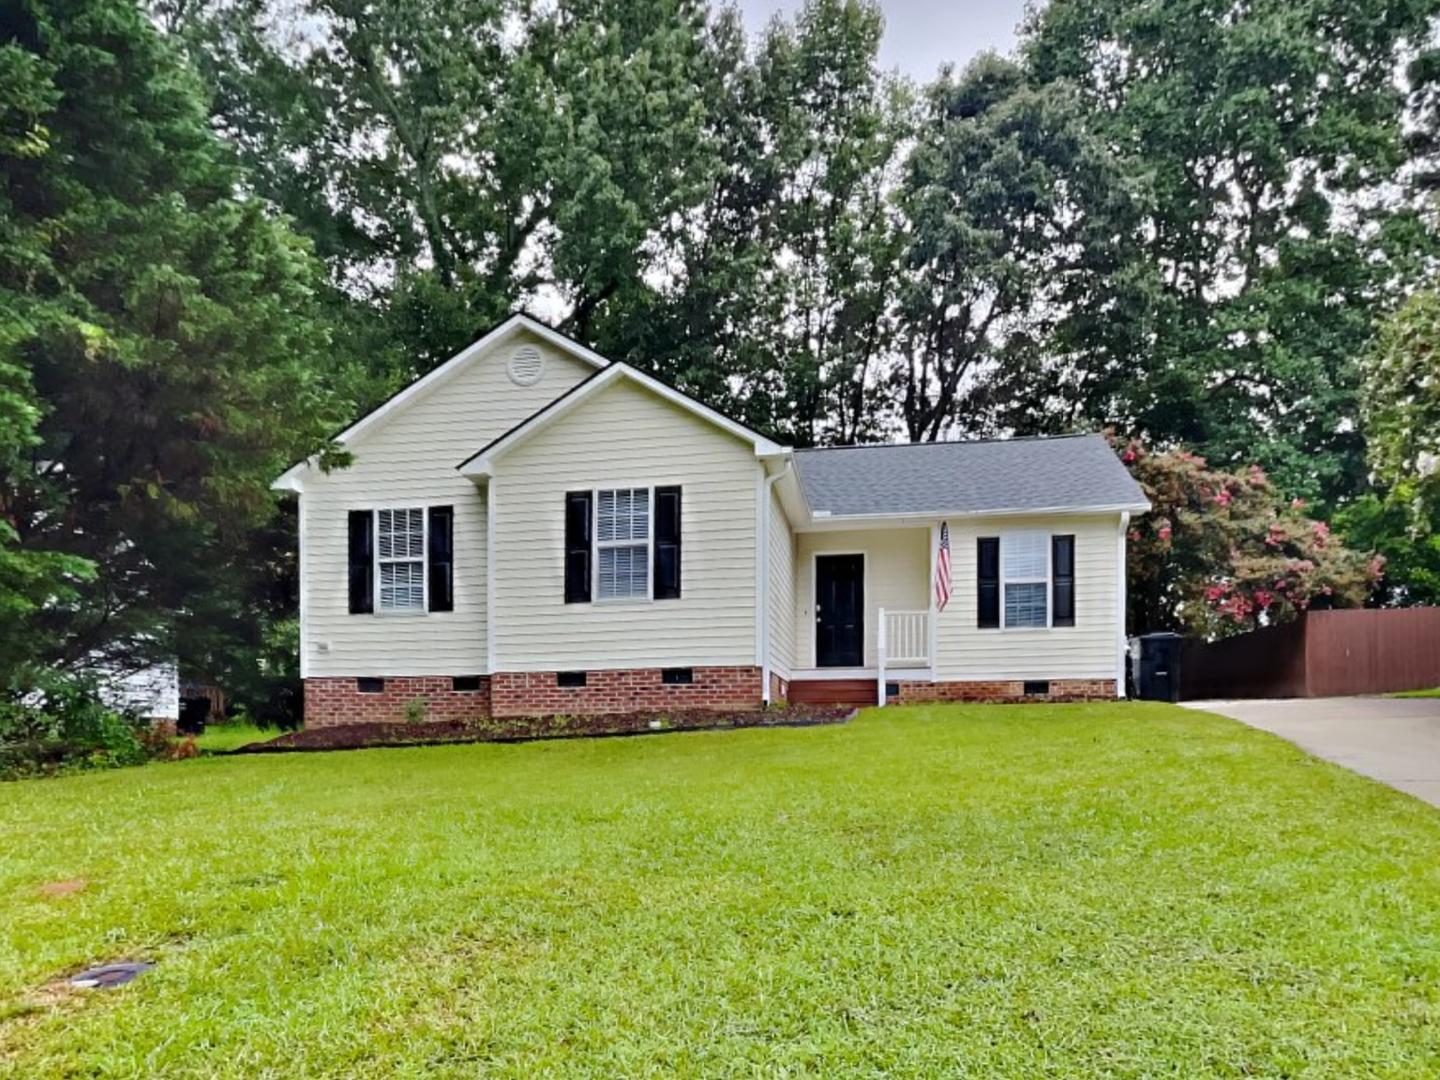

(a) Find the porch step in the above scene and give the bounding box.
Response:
[788,678,876,707]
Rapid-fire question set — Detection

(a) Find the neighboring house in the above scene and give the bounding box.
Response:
[95,659,180,723]
[274,314,1149,726]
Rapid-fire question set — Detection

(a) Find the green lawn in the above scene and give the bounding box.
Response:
[1389,687,1440,698]
[189,721,276,754]
[3,703,1439,1077]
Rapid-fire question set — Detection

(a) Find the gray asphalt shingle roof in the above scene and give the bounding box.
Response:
[792,434,1148,518]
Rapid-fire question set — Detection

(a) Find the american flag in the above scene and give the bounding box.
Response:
[934,522,952,612]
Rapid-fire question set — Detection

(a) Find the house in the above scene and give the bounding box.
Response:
[273,314,1149,725]
[94,658,180,723]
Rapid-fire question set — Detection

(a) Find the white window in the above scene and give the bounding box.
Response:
[1002,530,1049,629]
[377,508,426,612]
[596,487,650,600]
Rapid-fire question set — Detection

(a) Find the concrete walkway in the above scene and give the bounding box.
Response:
[1186,696,1440,807]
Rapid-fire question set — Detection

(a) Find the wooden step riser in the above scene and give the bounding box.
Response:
[788,679,877,706]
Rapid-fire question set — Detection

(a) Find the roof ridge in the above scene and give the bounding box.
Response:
[793,433,1100,453]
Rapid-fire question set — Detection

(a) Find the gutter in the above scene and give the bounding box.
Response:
[803,501,1151,527]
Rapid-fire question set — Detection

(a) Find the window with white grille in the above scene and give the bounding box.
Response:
[596,488,649,600]
[1002,530,1049,629]
[377,508,426,611]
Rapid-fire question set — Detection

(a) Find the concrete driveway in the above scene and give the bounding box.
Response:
[1186,696,1440,807]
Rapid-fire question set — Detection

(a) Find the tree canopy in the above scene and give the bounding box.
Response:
[3,0,1439,717]
[0,0,351,695]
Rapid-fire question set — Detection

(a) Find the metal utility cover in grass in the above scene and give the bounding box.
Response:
[69,962,153,989]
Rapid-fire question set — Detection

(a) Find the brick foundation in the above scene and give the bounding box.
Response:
[894,678,1118,703]
[303,675,492,728]
[302,671,1114,726]
[489,666,763,718]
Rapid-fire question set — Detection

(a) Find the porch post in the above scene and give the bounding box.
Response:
[877,607,887,707]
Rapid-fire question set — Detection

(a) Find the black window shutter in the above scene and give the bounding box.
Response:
[654,485,682,599]
[1052,534,1075,627]
[348,510,374,614]
[977,537,1000,629]
[564,491,592,603]
[428,506,454,612]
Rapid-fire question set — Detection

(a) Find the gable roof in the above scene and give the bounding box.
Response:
[456,361,787,477]
[792,434,1149,519]
[272,313,609,491]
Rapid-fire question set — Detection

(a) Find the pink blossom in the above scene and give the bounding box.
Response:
[1248,464,1268,486]
[1214,489,1233,507]
[1158,525,1172,542]
[1291,497,1306,510]
[1254,589,1273,609]
[1121,449,1136,463]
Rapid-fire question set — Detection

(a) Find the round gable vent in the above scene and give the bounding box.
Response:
[507,344,545,387]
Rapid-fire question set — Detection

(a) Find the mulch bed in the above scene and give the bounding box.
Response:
[229,706,855,754]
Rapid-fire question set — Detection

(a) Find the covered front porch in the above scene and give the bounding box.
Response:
[787,526,936,706]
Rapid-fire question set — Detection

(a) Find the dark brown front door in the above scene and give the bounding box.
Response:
[815,554,864,667]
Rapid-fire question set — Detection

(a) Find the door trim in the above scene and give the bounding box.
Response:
[812,549,867,668]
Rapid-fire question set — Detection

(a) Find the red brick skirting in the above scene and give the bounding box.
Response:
[304,671,1113,726]
[895,678,1117,703]
[303,676,491,728]
[305,667,765,726]
[490,666,763,718]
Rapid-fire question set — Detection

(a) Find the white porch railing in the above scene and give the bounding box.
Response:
[877,608,930,706]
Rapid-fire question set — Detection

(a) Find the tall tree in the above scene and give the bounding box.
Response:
[167,0,722,375]
[601,0,908,446]
[892,53,1148,442]
[1026,0,1437,502]
[1333,286,1440,607]
[1363,288,1440,523]
[0,0,347,688]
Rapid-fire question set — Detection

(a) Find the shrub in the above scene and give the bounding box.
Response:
[0,672,155,779]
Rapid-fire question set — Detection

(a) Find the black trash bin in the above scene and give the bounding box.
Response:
[1135,632,1183,702]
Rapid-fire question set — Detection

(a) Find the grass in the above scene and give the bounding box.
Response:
[1388,687,1440,698]
[190,722,275,753]
[2,702,1439,1077]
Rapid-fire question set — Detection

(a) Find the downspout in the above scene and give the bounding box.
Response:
[759,456,794,704]
[1117,510,1130,698]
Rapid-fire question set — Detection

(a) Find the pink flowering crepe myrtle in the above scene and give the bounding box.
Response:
[1109,431,1381,636]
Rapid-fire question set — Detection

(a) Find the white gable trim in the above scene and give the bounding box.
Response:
[272,313,609,492]
[457,363,787,478]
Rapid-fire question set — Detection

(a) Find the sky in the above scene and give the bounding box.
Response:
[736,0,1035,81]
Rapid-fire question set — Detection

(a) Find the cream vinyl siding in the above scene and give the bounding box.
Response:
[794,528,930,669]
[298,332,594,677]
[767,489,797,676]
[936,513,1121,681]
[491,378,760,671]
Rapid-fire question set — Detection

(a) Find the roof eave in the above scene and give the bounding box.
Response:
[271,468,307,494]
[798,500,1151,530]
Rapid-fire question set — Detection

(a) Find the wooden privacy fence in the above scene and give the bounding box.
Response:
[1181,608,1440,699]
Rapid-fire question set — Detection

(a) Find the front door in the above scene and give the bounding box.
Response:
[815,553,864,667]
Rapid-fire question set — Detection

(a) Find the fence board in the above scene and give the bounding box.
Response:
[1180,608,1440,699]
[1304,609,1440,697]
